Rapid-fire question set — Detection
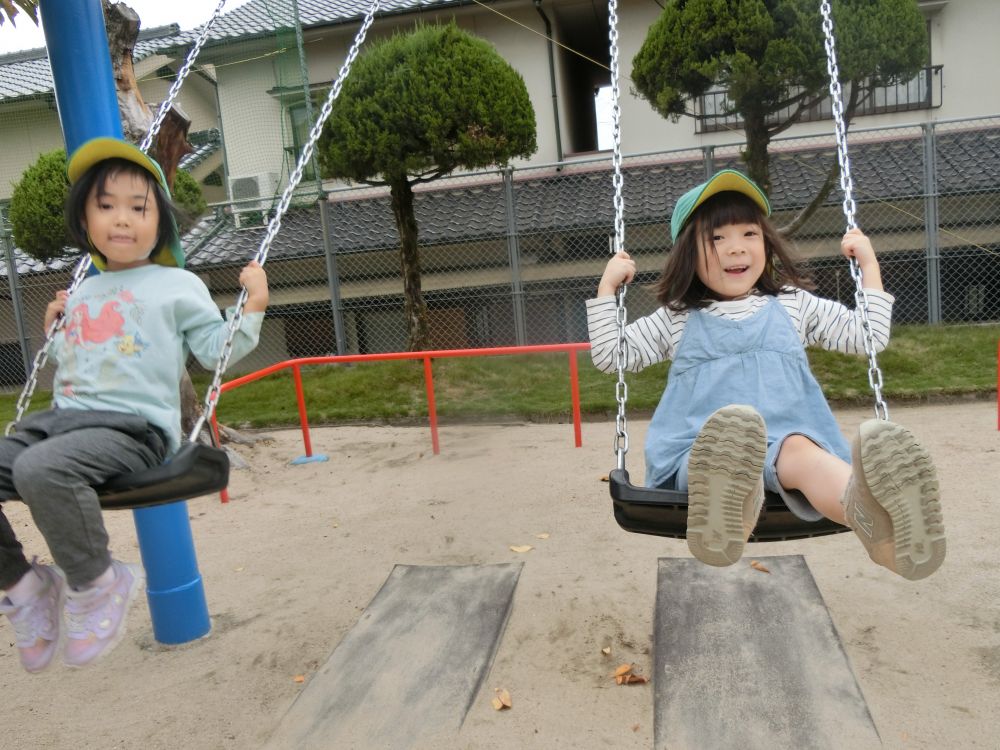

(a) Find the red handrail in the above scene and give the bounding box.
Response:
[218,343,593,466]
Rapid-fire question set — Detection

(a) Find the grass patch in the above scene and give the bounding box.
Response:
[1,323,996,427]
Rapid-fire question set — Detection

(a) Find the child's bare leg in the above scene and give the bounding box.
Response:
[774,435,850,524]
[777,426,945,580]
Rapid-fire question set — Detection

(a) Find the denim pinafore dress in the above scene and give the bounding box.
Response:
[644,297,851,521]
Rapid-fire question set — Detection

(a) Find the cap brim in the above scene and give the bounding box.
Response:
[691,170,771,217]
[67,137,167,191]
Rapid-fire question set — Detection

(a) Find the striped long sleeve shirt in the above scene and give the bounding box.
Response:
[586,288,894,374]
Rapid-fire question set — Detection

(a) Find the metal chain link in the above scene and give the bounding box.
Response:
[188,0,382,441]
[607,0,630,469]
[820,0,889,421]
[5,1,229,436]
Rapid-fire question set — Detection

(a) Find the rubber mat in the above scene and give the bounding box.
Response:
[264,562,522,749]
[654,555,880,750]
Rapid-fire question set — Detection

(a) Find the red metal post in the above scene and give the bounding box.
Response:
[423,356,440,455]
[292,364,313,457]
[211,412,230,504]
[569,350,583,447]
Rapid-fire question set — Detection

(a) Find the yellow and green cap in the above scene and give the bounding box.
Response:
[670,169,771,243]
[66,136,185,270]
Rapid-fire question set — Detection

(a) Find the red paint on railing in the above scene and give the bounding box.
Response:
[423,357,440,455]
[292,364,313,457]
[217,343,592,469]
[210,411,230,504]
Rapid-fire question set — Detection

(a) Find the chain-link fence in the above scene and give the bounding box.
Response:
[2,114,999,391]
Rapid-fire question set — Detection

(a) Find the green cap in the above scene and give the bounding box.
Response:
[66,137,185,270]
[670,169,771,243]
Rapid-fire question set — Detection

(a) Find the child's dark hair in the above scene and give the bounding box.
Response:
[65,157,183,264]
[656,191,814,311]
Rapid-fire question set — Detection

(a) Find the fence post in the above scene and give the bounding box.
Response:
[922,122,942,324]
[504,166,527,346]
[319,198,347,355]
[0,206,32,381]
[702,145,716,179]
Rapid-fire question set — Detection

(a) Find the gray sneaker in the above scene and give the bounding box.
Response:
[686,405,767,567]
[842,419,946,580]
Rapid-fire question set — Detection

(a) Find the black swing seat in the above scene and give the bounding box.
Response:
[96,442,230,511]
[609,468,849,542]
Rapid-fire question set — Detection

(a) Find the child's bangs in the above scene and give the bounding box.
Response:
[91,158,155,196]
[695,192,764,231]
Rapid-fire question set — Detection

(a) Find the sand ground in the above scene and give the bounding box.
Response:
[2,399,998,749]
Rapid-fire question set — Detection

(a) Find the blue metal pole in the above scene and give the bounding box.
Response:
[39,0,211,645]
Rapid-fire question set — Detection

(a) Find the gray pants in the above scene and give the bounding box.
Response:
[0,409,167,589]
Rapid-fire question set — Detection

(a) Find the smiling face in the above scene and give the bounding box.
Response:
[694,221,767,301]
[82,170,160,271]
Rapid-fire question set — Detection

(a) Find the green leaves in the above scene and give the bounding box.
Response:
[318,22,537,185]
[632,0,928,121]
[8,149,72,262]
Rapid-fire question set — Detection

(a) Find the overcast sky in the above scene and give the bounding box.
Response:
[0,0,254,54]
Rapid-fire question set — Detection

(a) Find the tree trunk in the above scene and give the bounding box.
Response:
[778,82,863,237]
[103,1,151,143]
[154,105,194,187]
[741,108,772,195]
[389,178,430,351]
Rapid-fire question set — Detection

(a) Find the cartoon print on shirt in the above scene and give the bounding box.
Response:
[57,285,152,400]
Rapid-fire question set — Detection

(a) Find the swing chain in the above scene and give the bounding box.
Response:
[607,0,629,468]
[188,0,383,441]
[819,0,889,421]
[5,254,93,435]
[5,2,230,436]
[139,0,228,153]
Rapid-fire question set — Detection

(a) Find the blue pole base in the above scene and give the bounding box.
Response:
[133,501,211,645]
[290,454,329,465]
[144,575,212,645]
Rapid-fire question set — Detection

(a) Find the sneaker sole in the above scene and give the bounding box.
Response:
[857,419,946,580]
[64,562,145,669]
[686,405,766,567]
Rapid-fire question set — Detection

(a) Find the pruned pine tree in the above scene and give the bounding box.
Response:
[318,22,537,351]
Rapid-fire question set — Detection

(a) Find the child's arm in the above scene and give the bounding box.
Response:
[44,290,69,331]
[240,261,269,314]
[841,228,882,292]
[597,251,636,298]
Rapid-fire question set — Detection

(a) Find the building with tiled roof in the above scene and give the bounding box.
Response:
[0,23,223,203]
[1,0,998,375]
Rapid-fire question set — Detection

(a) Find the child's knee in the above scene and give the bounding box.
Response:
[10,447,62,499]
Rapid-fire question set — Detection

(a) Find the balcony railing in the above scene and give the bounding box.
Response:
[695,65,943,134]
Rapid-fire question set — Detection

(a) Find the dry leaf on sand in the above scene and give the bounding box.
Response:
[509,545,533,553]
[491,688,512,710]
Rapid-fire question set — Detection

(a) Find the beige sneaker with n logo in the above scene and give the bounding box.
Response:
[842,419,946,580]
[686,405,766,567]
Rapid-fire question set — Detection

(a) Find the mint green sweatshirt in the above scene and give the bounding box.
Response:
[51,264,263,453]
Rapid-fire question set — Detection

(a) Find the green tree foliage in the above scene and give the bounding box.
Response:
[8,149,72,262]
[171,168,208,232]
[632,0,927,194]
[9,148,206,261]
[318,22,537,351]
